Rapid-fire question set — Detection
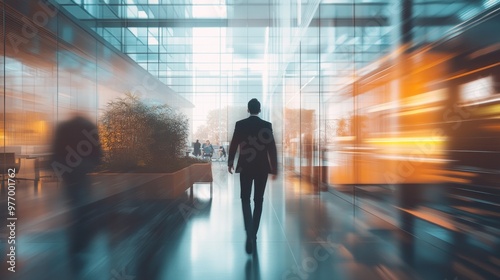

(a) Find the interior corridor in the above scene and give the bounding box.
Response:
[0,162,471,280]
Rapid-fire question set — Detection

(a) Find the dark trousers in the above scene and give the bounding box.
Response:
[240,172,268,239]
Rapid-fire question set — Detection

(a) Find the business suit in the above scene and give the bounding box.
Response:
[228,115,278,247]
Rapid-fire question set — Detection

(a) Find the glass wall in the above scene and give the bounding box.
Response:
[0,0,191,158]
[2,0,499,255]
[273,0,500,254]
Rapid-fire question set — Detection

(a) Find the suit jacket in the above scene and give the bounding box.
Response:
[228,116,278,174]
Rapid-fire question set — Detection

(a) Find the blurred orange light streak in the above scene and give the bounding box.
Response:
[444,62,500,81]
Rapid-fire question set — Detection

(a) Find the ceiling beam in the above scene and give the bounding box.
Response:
[80,16,459,28]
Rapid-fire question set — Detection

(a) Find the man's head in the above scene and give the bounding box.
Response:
[248,98,261,115]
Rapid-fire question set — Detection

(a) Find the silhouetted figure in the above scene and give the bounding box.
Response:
[202,140,214,160]
[228,98,278,254]
[219,146,227,161]
[51,114,102,279]
[193,139,201,157]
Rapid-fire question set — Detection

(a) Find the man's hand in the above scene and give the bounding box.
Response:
[270,170,278,180]
[228,165,234,174]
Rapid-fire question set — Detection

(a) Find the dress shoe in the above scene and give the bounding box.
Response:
[251,238,257,253]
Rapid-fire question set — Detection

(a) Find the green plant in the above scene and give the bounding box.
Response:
[99,93,191,172]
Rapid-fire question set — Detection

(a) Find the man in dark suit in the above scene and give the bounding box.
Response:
[228,98,278,254]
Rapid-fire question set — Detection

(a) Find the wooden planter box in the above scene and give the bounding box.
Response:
[188,163,213,195]
[91,162,213,202]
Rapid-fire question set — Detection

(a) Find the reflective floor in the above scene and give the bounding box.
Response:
[0,162,496,280]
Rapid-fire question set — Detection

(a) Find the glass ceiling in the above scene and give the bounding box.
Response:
[52,0,492,106]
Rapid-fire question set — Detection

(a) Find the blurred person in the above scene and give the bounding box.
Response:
[219,145,227,161]
[228,98,278,254]
[193,139,201,157]
[202,140,214,160]
[51,113,103,279]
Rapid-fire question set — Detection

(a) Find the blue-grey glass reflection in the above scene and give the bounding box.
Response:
[1,0,499,279]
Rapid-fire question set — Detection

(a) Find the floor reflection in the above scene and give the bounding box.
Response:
[0,163,496,280]
[244,251,261,280]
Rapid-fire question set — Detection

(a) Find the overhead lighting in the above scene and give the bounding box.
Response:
[484,0,499,9]
[459,7,479,20]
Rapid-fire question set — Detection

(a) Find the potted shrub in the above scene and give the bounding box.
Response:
[95,93,212,200]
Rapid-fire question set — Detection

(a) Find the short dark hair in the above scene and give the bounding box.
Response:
[248,98,261,114]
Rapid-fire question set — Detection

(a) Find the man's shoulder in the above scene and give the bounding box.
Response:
[262,119,272,126]
[255,118,272,128]
[235,118,251,127]
[236,117,272,129]
[239,116,270,123]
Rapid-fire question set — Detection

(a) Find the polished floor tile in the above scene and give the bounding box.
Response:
[0,163,496,280]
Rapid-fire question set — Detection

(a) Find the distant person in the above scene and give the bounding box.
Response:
[51,114,102,279]
[202,140,214,160]
[219,146,226,161]
[228,98,278,254]
[193,139,201,157]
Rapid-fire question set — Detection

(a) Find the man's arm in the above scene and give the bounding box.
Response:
[228,122,240,173]
[268,123,278,175]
